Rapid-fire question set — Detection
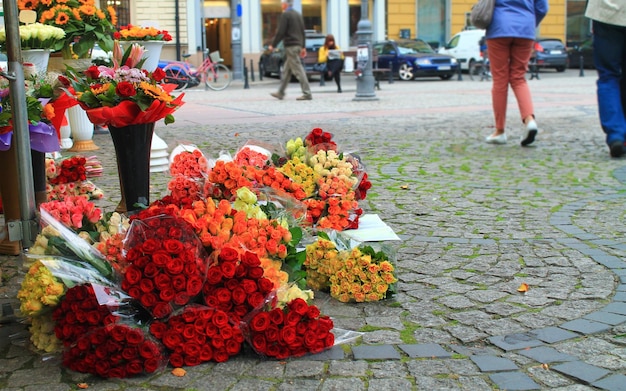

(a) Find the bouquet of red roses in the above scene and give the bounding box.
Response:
[121,214,210,319]
[149,304,244,366]
[241,294,335,359]
[62,322,167,378]
[202,247,275,324]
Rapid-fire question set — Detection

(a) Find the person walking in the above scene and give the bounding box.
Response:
[269,0,312,101]
[585,0,626,158]
[484,0,548,146]
[318,34,344,93]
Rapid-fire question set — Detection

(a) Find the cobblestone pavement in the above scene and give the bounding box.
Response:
[1,69,626,390]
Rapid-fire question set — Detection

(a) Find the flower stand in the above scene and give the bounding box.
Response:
[21,49,51,74]
[124,40,165,72]
[67,105,98,152]
[109,123,155,213]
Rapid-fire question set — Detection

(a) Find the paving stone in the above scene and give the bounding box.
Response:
[517,346,578,363]
[328,360,368,377]
[592,374,626,391]
[488,333,544,351]
[284,360,325,377]
[613,291,626,302]
[304,345,345,361]
[276,379,323,391]
[351,345,401,360]
[583,311,626,326]
[489,371,541,390]
[398,343,452,358]
[469,355,519,372]
[368,378,413,391]
[320,377,365,391]
[560,319,612,335]
[603,302,626,315]
[530,327,579,344]
[552,361,611,384]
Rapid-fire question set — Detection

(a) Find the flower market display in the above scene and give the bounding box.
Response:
[45,155,104,201]
[114,24,173,42]
[0,22,66,52]
[18,0,117,59]
[17,127,394,378]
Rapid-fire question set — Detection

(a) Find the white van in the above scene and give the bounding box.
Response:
[438,29,486,71]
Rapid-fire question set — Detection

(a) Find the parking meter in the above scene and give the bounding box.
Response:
[355,44,369,78]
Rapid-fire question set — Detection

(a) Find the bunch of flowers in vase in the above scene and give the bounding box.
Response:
[61,41,184,126]
[114,24,172,42]
[18,0,117,59]
[0,22,65,52]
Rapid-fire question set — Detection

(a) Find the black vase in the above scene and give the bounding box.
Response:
[108,123,155,213]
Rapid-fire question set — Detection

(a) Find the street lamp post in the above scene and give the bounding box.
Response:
[353,0,378,101]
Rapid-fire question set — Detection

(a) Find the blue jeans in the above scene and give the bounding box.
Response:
[592,20,626,145]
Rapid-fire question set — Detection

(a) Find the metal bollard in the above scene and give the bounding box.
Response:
[243,59,249,89]
[258,61,263,81]
[388,61,394,84]
[579,54,584,77]
[457,61,463,81]
[250,59,255,82]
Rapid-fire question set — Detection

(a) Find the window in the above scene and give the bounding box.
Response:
[101,0,130,28]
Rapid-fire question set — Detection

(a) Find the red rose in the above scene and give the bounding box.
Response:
[235,264,247,278]
[213,349,230,363]
[285,311,301,326]
[241,251,261,267]
[169,352,184,368]
[206,267,223,284]
[149,322,167,339]
[205,323,218,337]
[126,360,143,376]
[280,326,297,345]
[85,65,100,79]
[143,263,159,278]
[153,273,171,290]
[115,81,137,97]
[186,275,204,296]
[141,238,161,254]
[225,339,241,355]
[266,344,280,358]
[288,298,309,316]
[126,328,145,345]
[250,312,270,332]
[124,265,142,285]
[247,292,265,309]
[304,329,317,348]
[220,262,236,278]
[165,257,184,275]
[241,279,258,294]
[251,334,267,352]
[257,277,274,294]
[306,305,321,319]
[231,287,246,305]
[163,239,184,254]
[211,310,229,327]
[152,302,172,318]
[269,308,284,325]
[247,266,264,279]
[211,336,225,349]
[140,293,158,308]
[200,347,213,361]
[184,355,200,367]
[182,342,201,357]
[265,324,280,342]
[151,250,171,267]
[152,67,166,82]
[162,331,183,350]
[219,247,239,262]
[139,278,155,293]
[168,225,183,239]
[172,274,186,291]
[215,287,232,303]
[144,357,161,373]
[174,292,190,306]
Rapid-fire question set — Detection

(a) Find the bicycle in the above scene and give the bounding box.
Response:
[468,59,491,81]
[162,49,232,91]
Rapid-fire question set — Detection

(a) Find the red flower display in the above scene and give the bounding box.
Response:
[149,305,244,366]
[202,247,275,324]
[48,155,87,185]
[304,127,337,153]
[242,297,335,359]
[121,214,209,319]
[53,284,120,347]
[62,323,167,378]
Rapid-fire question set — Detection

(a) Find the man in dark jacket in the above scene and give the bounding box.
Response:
[269,0,312,101]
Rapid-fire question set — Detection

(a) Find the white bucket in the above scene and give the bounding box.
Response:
[343,56,354,72]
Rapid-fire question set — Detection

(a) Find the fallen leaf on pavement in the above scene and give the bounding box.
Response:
[172,368,187,377]
[517,283,529,292]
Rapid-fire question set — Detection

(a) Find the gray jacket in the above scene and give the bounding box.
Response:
[585,0,626,27]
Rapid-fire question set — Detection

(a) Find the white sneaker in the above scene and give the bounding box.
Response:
[486,133,507,144]
[521,120,538,146]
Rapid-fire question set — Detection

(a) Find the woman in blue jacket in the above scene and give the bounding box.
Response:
[484,0,548,146]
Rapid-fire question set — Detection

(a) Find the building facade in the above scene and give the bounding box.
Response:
[114,0,586,73]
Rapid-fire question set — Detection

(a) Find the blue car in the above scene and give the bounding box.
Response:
[373,39,458,80]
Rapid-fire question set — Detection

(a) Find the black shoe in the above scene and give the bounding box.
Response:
[609,141,625,158]
[337,88,342,93]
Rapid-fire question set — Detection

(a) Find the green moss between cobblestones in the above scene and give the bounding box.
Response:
[399,321,420,344]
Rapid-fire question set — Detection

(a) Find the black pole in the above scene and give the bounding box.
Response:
[174,0,181,60]
[457,60,463,81]
[388,61,394,84]
[579,54,585,77]
[259,60,263,81]
[243,58,249,89]
[250,59,255,82]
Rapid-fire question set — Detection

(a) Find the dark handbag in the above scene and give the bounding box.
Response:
[470,0,495,29]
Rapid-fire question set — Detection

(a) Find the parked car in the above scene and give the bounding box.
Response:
[260,31,326,78]
[530,38,568,72]
[373,39,458,81]
[438,29,485,71]
[567,38,594,69]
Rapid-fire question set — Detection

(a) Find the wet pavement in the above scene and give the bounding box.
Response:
[1,69,626,390]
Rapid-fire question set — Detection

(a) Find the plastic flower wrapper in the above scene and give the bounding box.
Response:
[345,152,372,201]
[37,208,113,279]
[234,139,279,168]
[18,260,66,317]
[149,303,244,366]
[202,247,276,324]
[240,290,335,359]
[121,214,210,319]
